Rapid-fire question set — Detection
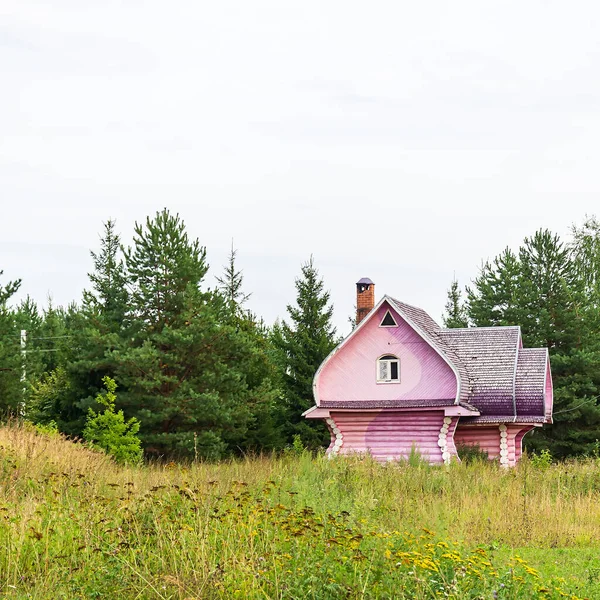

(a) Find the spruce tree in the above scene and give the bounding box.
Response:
[271,257,337,448]
[442,279,468,328]
[466,248,526,328]
[465,229,600,457]
[27,221,131,435]
[214,247,282,453]
[26,301,84,432]
[68,218,131,424]
[216,241,251,315]
[83,219,129,331]
[571,215,600,302]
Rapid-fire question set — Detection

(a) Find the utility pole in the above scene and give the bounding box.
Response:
[20,329,26,416]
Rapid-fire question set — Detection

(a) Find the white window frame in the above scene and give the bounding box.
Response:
[377,354,400,383]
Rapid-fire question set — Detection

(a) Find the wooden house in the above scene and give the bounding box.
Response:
[303,279,553,466]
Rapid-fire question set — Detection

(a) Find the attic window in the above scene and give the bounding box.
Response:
[380,310,397,327]
[377,354,400,383]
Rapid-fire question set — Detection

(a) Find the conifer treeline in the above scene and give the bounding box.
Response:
[2,211,600,459]
[0,210,335,458]
[443,219,600,458]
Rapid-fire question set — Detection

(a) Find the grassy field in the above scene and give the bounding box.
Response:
[1,424,599,599]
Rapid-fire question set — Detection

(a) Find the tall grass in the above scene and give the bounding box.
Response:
[0,423,598,598]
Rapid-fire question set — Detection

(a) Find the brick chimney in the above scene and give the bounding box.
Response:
[356,278,375,325]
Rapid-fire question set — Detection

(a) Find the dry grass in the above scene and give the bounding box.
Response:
[0,423,598,598]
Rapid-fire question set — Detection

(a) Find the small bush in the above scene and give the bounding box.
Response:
[83,376,143,465]
[27,420,59,437]
[456,442,489,463]
[284,434,307,457]
[529,448,553,469]
[406,444,430,467]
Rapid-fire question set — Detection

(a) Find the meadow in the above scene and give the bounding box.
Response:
[1,424,599,599]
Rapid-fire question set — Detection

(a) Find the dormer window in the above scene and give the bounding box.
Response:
[379,310,397,327]
[377,354,400,383]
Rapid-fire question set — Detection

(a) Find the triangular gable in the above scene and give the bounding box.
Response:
[379,310,397,327]
[312,296,462,406]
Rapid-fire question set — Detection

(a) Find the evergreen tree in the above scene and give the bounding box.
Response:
[570,215,600,302]
[0,270,22,415]
[214,247,282,453]
[64,219,131,432]
[83,219,129,331]
[27,221,130,435]
[465,229,600,457]
[466,248,525,328]
[25,301,84,433]
[123,209,207,329]
[442,279,468,328]
[115,209,258,458]
[271,257,337,448]
[216,241,251,315]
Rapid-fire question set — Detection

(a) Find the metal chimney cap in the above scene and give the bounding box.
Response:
[356,277,374,285]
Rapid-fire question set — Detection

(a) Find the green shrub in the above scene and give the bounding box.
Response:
[26,420,59,437]
[529,448,553,469]
[83,376,143,465]
[406,444,430,467]
[456,442,489,463]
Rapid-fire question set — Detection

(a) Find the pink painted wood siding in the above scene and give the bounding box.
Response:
[513,425,535,462]
[444,417,459,459]
[454,425,501,460]
[330,410,455,463]
[545,360,553,422]
[318,302,457,404]
[455,424,535,466]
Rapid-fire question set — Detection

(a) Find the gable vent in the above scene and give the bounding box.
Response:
[380,310,397,327]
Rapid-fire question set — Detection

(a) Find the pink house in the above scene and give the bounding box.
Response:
[303,279,553,467]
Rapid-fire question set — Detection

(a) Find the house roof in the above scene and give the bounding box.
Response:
[386,297,550,422]
[437,325,521,415]
[387,298,472,405]
[311,295,551,424]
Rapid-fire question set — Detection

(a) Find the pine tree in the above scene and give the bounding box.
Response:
[123,208,208,329]
[115,209,256,458]
[271,257,337,448]
[442,279,468,328]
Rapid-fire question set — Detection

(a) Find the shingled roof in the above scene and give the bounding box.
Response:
[387,297,551,423]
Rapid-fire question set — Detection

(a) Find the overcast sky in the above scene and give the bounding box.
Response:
[2,1,600,333]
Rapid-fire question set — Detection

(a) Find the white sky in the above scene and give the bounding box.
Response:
[2,1,600,333]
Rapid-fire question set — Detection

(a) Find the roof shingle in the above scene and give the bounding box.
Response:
[387,298,549,421]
